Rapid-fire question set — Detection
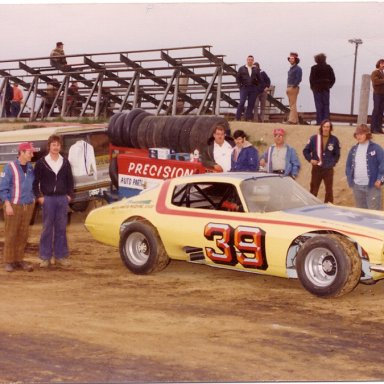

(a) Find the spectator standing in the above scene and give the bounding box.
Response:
[309,53,336,125]
[235,55,261,121]
[346,124,384,210]
[230,130,259,172]
[201,124,234,172]
[286,52,302,125]
[260,128,300,178]
[370,59,384,134]
[303,119,340,203]
[0,142,36,272]
[50,41,69,71]
[33,135,74,268]
[3,81,13,117]
[253,62,271,122]
[10,83,23,117]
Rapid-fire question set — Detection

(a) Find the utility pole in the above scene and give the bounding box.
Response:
[348,38,363,116]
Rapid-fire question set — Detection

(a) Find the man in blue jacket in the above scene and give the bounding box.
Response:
[260,128,300,178]
[286,52,302,125]
[346,124,384,210]
[235,55,261,121]
[303,120,340,203]
[0,142,35,272]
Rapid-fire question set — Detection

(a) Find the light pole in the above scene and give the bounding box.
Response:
[348,38,363,116]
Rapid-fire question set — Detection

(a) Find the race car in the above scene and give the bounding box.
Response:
[85,172,384,298]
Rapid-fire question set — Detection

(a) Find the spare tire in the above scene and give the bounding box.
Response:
[179,117,197,153]
[129,110,151,148]
[107,112,123,141]
[110,113,128,146]
[137,115,153,149]
[121,108,148,147]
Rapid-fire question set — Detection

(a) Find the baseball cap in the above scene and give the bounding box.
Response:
[18,142,36,152]
[273,128,286,136]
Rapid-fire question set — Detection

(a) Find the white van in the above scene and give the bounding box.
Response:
[0,125,110,211]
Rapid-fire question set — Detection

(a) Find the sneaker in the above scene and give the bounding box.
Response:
[56,258,71,267]
[4,263,14,272]
[14,261,34,272]
[39,259,50,268]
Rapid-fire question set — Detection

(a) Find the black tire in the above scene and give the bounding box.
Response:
[168,116,188,152]
[137,116,153,149]
[109,156,119,189]
[178,117,197,153]
[296,234,361,298]
[121,108,147,147]
[70,201,90,212]
[119,221,170,274]
[129,110,151,148]
[152,116,168,147]
[107,112,122,141]
[110,113,127,146]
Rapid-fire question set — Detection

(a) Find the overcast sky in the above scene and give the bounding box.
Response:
[0,1,382,114]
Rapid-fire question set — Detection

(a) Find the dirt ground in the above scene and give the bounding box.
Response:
[1,121,384,383]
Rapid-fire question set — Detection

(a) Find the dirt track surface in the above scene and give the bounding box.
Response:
[1,212,384,383]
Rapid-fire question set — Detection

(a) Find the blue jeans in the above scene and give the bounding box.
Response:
[313,90,330,125]
[352,184,382,210]
[236,86,258,120]
[40,195,69,260]
[10,101,20,117]
[370,93,384,132]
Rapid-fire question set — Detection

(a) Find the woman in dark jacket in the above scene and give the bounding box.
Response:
[230,130,259,172]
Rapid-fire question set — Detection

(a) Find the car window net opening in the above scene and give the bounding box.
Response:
[171,182,244,212]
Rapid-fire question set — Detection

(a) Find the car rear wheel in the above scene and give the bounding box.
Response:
[119,221,170,274]
[296,234,361,298]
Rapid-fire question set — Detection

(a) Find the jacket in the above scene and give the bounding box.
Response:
[261,144,300,177]
[309,63,336,92]
[230,141,259,172]
[201,136,235,169]
[236,65,260,88]
[303,134,340,169]
[33,156,74,197]
[255,70,271,94]
[345,141,384,188]
[371,69,384,95]
[68,140,97,179]
[0,159,35,204]
[287,64,302,87]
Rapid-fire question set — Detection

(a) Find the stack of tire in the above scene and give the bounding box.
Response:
[107,108,230,154]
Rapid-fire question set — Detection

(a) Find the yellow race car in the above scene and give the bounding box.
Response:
[85,172,384,298]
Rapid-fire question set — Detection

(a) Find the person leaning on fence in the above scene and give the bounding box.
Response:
[346,124,384,210]
[303,119,340,203]
[0,142,36,272]
[260,128,300,178]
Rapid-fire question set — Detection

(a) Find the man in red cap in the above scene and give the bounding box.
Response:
[0,142,36,272]
[259,128,300,178]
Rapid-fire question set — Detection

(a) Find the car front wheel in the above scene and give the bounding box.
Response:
[296,234,361,298]
[119,221,170,274]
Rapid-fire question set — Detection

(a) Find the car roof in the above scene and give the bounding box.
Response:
[0,125,107,143]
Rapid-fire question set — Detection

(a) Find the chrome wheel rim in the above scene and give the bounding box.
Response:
[304,247,337,287]
[125,232,150,266]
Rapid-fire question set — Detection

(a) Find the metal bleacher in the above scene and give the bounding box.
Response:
[0,45,288,121]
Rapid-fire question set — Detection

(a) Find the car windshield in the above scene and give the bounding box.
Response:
[240,176,322,213]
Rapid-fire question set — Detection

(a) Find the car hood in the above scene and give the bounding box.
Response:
[285,204,384,233]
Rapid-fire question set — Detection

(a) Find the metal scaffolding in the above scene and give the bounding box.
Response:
[0,45,287,121]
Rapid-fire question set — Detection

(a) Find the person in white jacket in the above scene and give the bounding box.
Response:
[68,140,97,180]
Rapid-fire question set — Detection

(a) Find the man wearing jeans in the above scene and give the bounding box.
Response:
[33,135,74,267]
[235,55,261,121]
[346,124,384,210]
